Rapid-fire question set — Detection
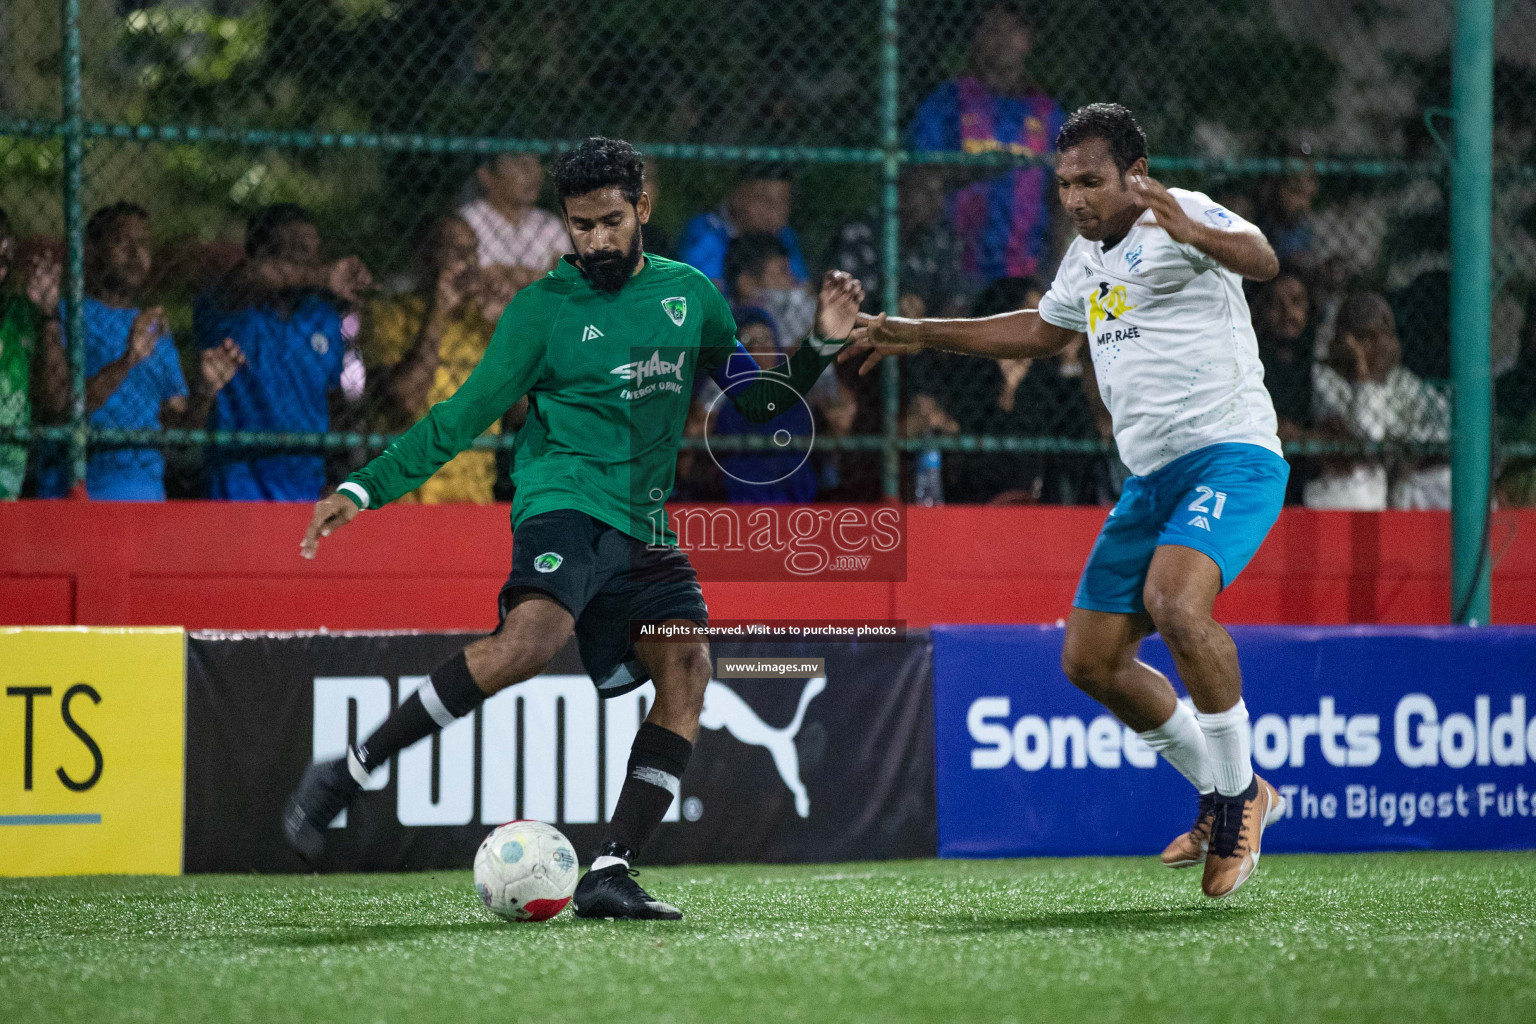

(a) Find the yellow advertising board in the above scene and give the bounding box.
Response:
[1,627,184,876]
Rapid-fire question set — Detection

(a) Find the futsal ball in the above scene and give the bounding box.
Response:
[473,820,580,921]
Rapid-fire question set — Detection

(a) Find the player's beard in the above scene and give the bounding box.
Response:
[579,229,644,293]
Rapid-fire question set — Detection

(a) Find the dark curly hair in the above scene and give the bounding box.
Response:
[552,137,645,207]
[245,202,314,257]
[86,201,150,249]
[723,231,788,294]
[1055,103,1148,175]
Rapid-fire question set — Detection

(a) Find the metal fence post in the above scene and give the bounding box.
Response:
[878,0,902,501]
[60,0,86,495]
[1450,0,1494,624]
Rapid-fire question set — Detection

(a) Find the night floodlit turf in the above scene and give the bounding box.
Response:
[3,854,1533,1024]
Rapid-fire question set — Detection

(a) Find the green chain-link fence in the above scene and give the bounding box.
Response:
[1,0,1533,510]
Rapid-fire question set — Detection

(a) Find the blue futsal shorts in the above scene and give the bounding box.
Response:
[1073,442,1289,616]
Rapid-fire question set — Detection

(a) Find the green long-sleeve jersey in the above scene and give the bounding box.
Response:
[341,254,842,544]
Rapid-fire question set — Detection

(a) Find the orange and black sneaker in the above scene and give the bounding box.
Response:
[1201,775,1284,898]
[1160,792,1216,868]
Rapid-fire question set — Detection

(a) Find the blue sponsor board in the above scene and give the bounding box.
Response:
[933,625,1536,857]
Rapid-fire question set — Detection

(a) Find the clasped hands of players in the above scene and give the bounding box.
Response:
[300,268,865,561]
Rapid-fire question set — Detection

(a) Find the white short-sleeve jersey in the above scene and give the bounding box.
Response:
[1036,188,1282,477]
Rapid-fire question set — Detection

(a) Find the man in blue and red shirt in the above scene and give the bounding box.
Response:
[910,1,1065,284]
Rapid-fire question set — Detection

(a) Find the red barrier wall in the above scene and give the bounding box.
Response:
[2,501,1534,628]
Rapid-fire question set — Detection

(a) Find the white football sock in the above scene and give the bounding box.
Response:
[1196,698,1255,797]
[590,855,629,872]
[1137,700,1214,795]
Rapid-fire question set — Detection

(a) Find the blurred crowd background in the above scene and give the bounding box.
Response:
[3,0,1536,509]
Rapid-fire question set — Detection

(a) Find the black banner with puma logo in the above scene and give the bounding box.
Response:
[183,631,935,872]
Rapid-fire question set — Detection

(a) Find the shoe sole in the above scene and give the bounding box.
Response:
[1205,783,1285,899]
[282,798,325,863]
[573,906,683,921]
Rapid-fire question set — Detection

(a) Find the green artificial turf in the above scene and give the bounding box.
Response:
[3,853,1533,1023]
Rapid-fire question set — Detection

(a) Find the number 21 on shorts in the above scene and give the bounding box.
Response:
[1188,485,1227,519]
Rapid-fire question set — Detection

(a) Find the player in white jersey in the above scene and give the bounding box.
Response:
[844,104,1288,898]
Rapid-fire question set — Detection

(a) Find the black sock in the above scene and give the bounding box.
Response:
[356,650,485,772]
[603,722,693,860]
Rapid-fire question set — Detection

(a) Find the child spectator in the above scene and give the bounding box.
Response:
[703,307,818,504]
[722,231,815,343]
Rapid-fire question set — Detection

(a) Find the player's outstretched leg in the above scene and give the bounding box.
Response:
[1142,546,1284,898]
[1061,607,1218,868]
[282,596,575,863]
[573,628,710,921]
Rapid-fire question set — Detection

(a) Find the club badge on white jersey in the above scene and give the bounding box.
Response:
[1036,188,1282,478]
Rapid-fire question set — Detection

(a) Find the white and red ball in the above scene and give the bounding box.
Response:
[473,820,579,921]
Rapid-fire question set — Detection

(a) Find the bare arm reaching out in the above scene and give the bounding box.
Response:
[838,308,1082,376]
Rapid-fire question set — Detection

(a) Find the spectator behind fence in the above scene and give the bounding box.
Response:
[1208,180,1260,227]
[943,277,1099,504]
[1388,269,1451,381]
[1305,293,1450,511]
[723,230,816,344]
[36,203,245,501]
[678,167,808,289]
[459,154,568,289]
[829,166,969,320]
[360,215,507,504]
[195,203,372,501]
[909,1,1065,283]
[1256,164,1320,272]
[1252,268,1315,443]
[640,159,673,259]
[1252,268,1317,503]
[0,209,68,499]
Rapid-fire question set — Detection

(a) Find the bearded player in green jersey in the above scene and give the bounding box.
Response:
[283,137,863,920]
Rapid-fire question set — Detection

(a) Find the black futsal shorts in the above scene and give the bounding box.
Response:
[497,508,708,697]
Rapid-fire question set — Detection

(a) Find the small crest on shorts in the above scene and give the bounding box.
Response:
[1187,515,1212,531]
[662,296,687,326]
[534,551,563,573]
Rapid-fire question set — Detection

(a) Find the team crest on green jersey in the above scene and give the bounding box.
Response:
[533,552,563,573]
[661,296,687,326]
